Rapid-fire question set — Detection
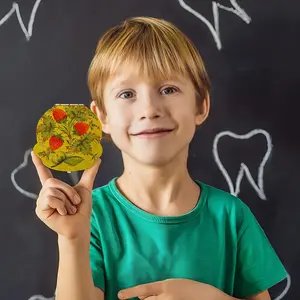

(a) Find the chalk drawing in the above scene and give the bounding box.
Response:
[213,129,272,200]
[11,148,38,199]
[28,295,55,300]
[178,0,251,50]
[213,129,291,297]
[274,273,291,300]
[0,0,42,41]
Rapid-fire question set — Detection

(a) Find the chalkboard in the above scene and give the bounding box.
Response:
[0,0,298,299]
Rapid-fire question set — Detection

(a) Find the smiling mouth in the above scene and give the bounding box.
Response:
[131,128,174,137]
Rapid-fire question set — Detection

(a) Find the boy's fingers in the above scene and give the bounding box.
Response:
[118,282,162,300]
[38,195,67,216]
[31,151,53,185]
[40,187,77,215]
[41,179,81,206]
[78,159,101,191]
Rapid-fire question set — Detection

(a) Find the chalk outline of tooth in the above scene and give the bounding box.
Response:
[11,148,79,200]
[0,0,42,41]
[11,149,38,199]
[274,273,291,300]
[178,0,251,50]
[28,295,55,300]
[213,129,272,200]
[214,130,292,298]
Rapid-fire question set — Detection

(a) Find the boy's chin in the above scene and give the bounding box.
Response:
[121,143,189,167]
[131,151,182,167]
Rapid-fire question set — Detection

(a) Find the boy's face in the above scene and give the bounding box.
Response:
[91,63,209,166]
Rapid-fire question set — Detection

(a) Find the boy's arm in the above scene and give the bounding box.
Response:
[246,290,271,300]
[55,236,103,300]
[233,201,287,298]
[94,287,104,300]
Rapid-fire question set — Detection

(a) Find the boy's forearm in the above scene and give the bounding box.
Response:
[55,236,97,300]
[220,292,241,300]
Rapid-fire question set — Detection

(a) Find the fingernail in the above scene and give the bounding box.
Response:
[70,206,77,214]
[74,195,81,205]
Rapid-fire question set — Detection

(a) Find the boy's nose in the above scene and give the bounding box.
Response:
[141,109,161,120]
[140,103,163,120]
[139,94,163,120]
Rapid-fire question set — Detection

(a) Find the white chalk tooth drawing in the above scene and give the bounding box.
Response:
[273,273,291,300]
[213,129,291,298]
[0,0,42,41]
[11,149,38,199]
[178,0,251,50]
[213,129,272,200]
[28,295,55,300]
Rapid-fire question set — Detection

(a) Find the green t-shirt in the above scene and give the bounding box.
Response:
[90,178,287,300]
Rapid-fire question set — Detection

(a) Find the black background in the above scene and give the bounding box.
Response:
[0,1,298,299]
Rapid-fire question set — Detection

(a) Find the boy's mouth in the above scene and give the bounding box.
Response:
[131,128,174,137]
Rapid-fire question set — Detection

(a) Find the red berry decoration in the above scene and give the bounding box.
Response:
[52,108,67,122]
[74,122,89,135]
[49,136,64,150]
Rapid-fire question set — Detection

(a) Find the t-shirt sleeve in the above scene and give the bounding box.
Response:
[233,201,288,298]
[90,209,105,291]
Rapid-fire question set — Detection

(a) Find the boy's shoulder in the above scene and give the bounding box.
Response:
[199,180,247,211]
[91,178,116,205]
[90,178,120,222]
[198,180,251,227]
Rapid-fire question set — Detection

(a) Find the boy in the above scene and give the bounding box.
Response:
[32,17,287,300]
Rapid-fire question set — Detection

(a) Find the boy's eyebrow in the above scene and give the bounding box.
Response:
[109,80,132,93]
[109,77,187,93]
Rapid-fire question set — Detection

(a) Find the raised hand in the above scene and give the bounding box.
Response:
[31,151,101,240]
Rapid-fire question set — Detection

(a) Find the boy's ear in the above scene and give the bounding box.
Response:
[195,94,210,126]
[90,101,110,134]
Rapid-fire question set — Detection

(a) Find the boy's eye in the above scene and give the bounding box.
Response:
[119,91,134,99]
[161,87,178,95]
[118,86,178,98]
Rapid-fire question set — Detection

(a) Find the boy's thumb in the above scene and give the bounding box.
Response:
[78,158,101,191]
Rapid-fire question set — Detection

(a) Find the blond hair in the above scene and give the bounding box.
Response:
[87,16,211,113]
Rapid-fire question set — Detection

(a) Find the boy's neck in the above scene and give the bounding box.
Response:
[116,151,200,216]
